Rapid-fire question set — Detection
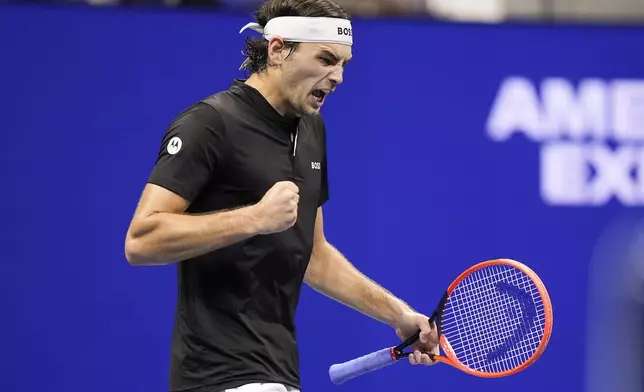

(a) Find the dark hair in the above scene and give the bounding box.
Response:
[240,0,350,74]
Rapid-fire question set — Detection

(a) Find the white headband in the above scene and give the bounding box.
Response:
[239,16,353,46]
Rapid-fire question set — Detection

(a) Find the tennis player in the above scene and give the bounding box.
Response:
[124,0,438,391]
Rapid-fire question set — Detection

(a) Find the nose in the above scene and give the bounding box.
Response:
[328,66,344,86]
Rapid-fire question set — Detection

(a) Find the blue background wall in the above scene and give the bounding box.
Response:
[2,4,644,392]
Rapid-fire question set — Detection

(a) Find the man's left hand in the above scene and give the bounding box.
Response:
[394,311,440,366]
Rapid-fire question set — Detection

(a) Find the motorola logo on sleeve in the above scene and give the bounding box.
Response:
[486,77,644,207]
[167,136,183,155]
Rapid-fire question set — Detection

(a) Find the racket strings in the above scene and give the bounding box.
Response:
[441,265,546,374]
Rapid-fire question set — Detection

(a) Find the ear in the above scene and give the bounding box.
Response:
[267,37,289,66]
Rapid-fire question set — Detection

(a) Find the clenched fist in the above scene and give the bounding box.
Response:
[253,181,300,235]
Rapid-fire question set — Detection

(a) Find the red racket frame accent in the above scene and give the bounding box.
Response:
[431,258,553,378]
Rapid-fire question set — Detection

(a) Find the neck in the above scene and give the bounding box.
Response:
[245,72,290,117]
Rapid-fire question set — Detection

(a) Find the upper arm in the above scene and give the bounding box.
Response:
[313,117,330,249]
[131,184,190,221]
[146,103,228,204]
[306,206,328,287]
[313,207,327,249]
[318,117,330,207]
[128,104,227,234]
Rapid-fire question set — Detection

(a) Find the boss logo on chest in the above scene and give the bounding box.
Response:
[311,162,321,170]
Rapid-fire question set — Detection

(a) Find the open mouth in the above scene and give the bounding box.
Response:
[311,89,328,103]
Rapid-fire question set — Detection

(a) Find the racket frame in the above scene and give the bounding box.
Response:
[389,258,553,378]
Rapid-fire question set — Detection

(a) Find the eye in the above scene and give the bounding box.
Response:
[319,57,334,66]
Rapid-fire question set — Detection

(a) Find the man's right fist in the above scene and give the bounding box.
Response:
[253,181,300,235]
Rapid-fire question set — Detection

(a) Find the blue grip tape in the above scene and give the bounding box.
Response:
[329,347,395,385]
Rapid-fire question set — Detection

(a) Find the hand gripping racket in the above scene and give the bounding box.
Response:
[329,259,553,384]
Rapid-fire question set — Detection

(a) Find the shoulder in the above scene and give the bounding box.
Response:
[299,112,326,133]
[301,113,328,146]
[167,84,251,128]
[199,87,254,121]
[309,112,327,130]
[167,101,223,132]
[162,92,240,143]
[156,98,233,158]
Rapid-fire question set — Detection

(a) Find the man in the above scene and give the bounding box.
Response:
[124,0,438,391]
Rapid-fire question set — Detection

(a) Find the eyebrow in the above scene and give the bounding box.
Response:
[320,49,352,66]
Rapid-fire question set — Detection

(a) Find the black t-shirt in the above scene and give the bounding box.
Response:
[146,79,329,392]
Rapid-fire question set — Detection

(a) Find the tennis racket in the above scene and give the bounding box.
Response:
[329,258,553,384]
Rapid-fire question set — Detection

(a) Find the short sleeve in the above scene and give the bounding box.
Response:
[318,118,329,207]
[147,103,227,203]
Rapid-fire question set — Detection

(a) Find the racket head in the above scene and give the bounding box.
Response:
[435,258,553,378]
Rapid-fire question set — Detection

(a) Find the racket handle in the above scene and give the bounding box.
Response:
[329,347,396,385]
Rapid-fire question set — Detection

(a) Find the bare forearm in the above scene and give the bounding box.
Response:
[125,206,258,266]
[305,242,413,327]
